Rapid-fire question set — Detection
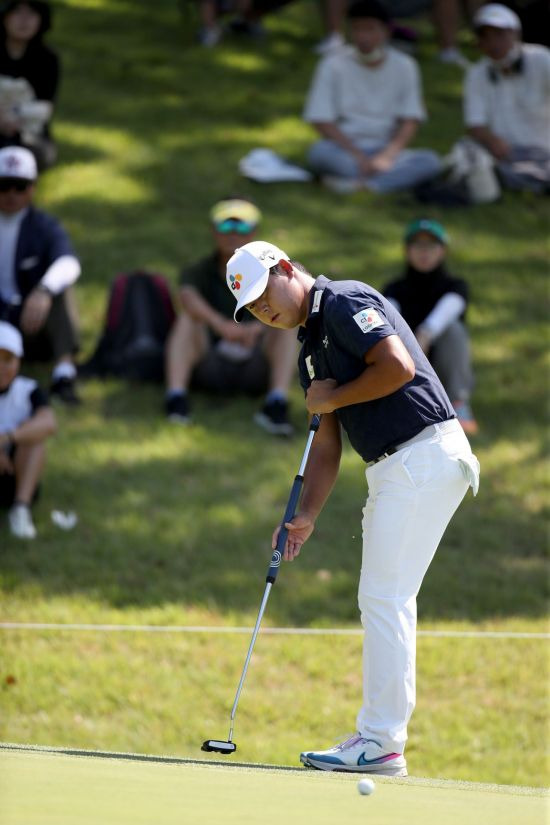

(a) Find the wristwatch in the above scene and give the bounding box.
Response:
[36,283,53,297]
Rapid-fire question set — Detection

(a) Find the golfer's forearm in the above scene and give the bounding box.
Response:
[332,359,414,409]
[300,448,340,522]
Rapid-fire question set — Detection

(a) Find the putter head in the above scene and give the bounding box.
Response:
[201,739,237,755]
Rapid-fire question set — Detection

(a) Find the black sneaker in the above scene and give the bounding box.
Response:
[165,394,191,425]
[254,399,293,437]
[50,377,81,405]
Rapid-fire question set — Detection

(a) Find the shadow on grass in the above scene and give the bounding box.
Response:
[0,389,547,624]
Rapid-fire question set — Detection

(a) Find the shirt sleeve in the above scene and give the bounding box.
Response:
[43,214,76,264]
[29,385,49,413]
[324,291,396,360]
[464,63,489,127]
[303,57,338,123]
[396,57,426,122]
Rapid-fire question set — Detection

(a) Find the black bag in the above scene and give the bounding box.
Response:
[79,271,176,382]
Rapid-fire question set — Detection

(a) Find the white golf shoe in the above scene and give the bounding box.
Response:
[8,504,37,539]
[300,733,407,776]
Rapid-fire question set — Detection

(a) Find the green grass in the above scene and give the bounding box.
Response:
[1,749,548,825]
[0,0,549,792]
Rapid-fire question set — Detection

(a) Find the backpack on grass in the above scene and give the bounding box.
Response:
[79,271,176,382]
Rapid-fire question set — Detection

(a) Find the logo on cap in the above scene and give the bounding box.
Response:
[229,273,242,291]
[258,249,277,263]
[6,154,20,171]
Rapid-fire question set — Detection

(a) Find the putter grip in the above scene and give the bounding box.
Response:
[266,475,303,584]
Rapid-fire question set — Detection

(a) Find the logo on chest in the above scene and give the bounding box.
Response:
[352,307,384,334]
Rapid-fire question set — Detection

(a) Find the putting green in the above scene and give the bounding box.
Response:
[1,746,547,825]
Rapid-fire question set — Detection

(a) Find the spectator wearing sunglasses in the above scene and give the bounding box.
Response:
[164,196,297,435]
[0,145,81,404]
[0,0,59,170]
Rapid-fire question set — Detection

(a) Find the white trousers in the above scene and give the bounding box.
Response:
[356,419,479,754]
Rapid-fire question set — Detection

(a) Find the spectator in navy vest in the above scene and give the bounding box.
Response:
[0,0,59,170]
[0,321,56,538]
[303,0,441,194]
[383,218,478,434]
[0,145,82,404]
[464,3,550,193]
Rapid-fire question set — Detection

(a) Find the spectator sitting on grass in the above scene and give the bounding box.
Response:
[464,3,550,194]
[0,321,56,539]
[0,0,59,170]
[164,196,297,435]
[303,0,442,194]
[0,145,82,404]
[383,218,478,434]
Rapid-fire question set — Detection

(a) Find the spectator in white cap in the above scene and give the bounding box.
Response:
[164,196,297,435]
[0,145,83,404]
[463,3,550,193]
[0,320,56,538]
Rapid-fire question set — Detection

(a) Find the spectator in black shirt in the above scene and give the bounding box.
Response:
[0,0,59,169]
[383,218,478,434]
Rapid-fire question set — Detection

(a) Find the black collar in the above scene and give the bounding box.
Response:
[488,53,524,83]
[298,275,330,342]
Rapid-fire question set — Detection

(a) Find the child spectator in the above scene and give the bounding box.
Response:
[0,0,59,169]
[0,145,82,404]
[303,0,441,194]
[383,218,478,434]
[0,321,56,538]
[164,196,297,435]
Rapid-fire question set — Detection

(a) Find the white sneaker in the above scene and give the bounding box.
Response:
[321,175,364,194]
[8,504,37,539]
[300,733,407,776]
[438,47,470,68]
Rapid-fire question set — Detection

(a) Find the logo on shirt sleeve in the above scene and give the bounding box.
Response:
[305,355,315,379]
[352,307,384,334]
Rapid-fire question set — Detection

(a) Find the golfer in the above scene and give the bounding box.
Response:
[226,241,480,776]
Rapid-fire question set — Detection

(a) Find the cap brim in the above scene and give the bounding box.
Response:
[234,270,270,322]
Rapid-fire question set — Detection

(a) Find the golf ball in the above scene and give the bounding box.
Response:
[357,777,375,796]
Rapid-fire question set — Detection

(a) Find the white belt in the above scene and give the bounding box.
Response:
[366,418,459,469]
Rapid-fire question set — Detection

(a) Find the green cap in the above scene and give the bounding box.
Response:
[404,218,448,245]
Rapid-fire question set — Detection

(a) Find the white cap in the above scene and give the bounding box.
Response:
[0,322,23,357]
[226,240,290,321]
[0,146,37,181]
[473,3,521,31]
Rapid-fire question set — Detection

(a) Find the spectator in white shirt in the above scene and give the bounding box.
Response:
[303,0,441,194]
[0,145,82,403]
[0,321,56,539]
[464,3,550,193]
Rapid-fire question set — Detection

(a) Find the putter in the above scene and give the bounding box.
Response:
[202,413,322,755]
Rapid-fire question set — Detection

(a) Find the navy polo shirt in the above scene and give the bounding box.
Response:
[298,276,455,463]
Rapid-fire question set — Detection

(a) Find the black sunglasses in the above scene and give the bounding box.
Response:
[0,178,32,193]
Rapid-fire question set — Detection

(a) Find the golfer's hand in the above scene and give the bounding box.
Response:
[306,378,338,414]
[20,289,52,336]
[272,513,315,562]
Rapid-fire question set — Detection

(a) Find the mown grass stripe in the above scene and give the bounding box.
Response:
[0,623,547,639]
